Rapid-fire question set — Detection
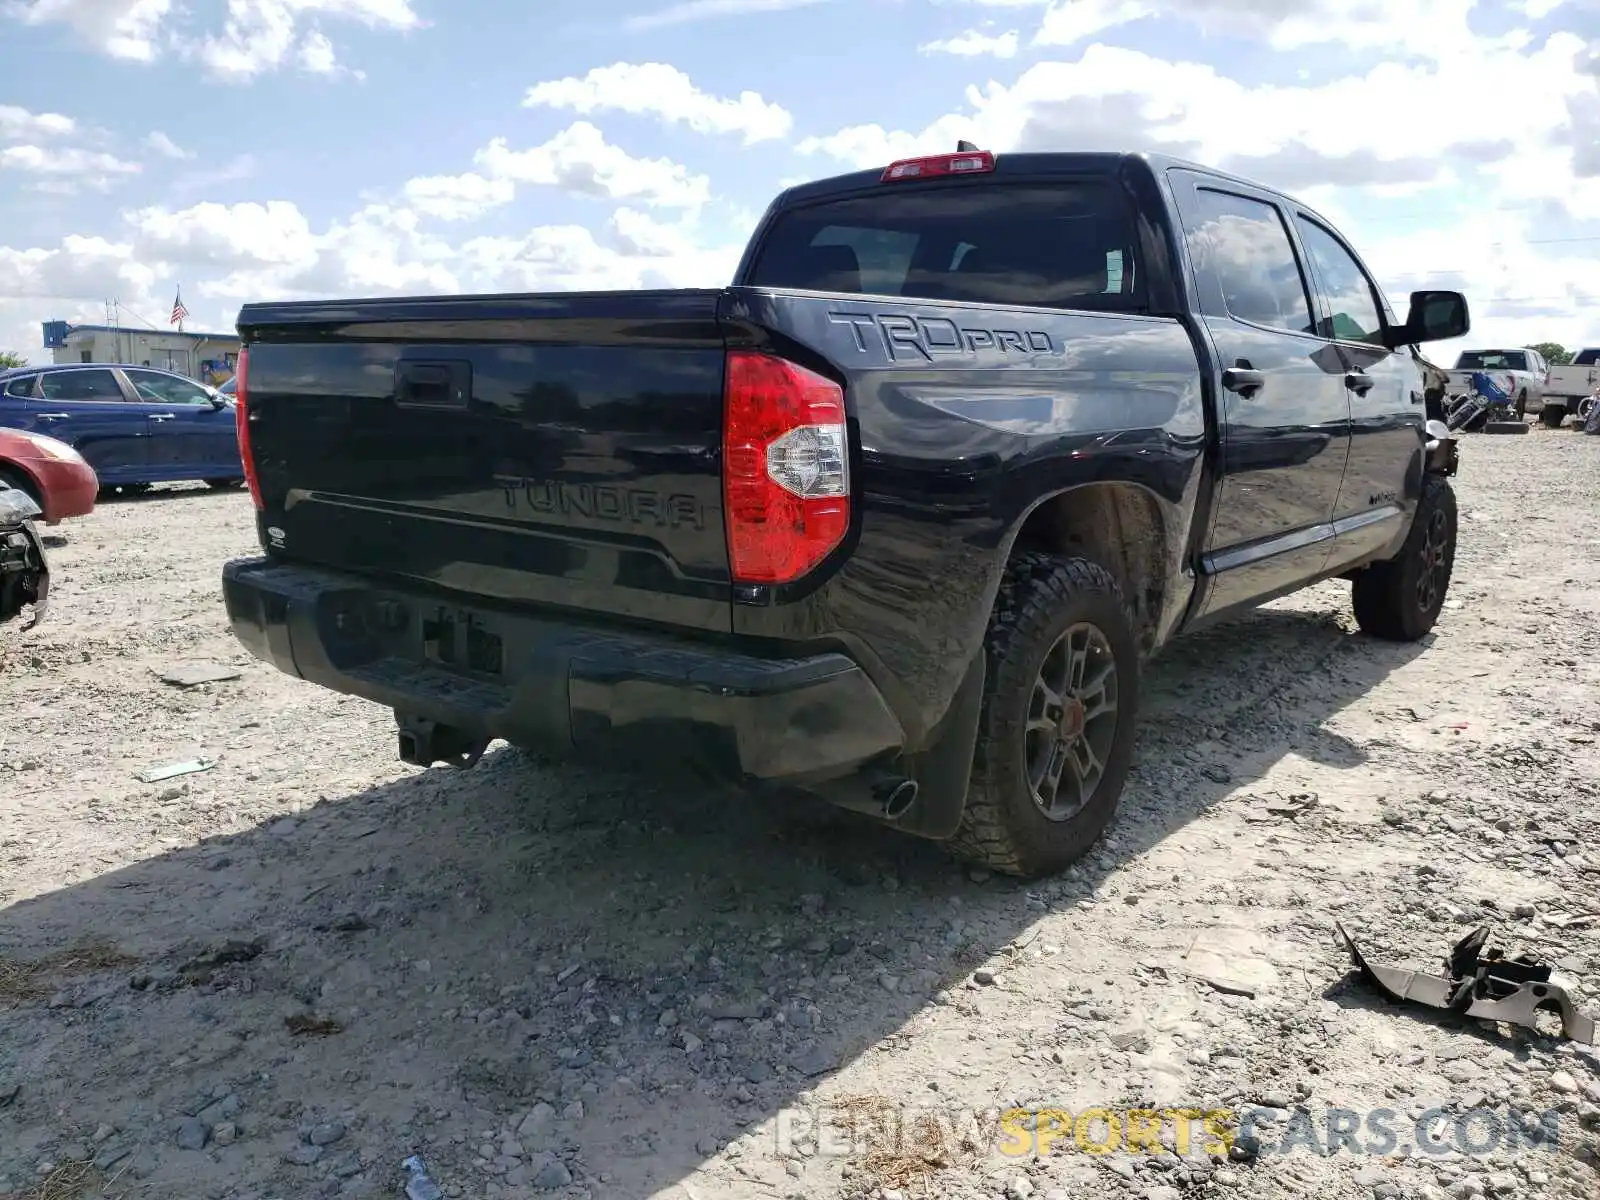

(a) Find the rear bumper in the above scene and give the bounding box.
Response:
[221,557,906,785]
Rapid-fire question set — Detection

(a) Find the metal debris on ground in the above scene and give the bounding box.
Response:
[401,1154,445,1200]
[1336,922,1597,1044]
[1244,791,1321,822]
[135,758,216,784]
[156,661,241,688]
[284,1013,343,1037]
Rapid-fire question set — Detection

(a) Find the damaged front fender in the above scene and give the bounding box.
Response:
[0,486,50,630]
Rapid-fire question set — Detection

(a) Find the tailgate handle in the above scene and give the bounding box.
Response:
[395,360,471,410]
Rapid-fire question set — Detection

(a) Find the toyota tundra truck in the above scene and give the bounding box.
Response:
[222,149,1469,878]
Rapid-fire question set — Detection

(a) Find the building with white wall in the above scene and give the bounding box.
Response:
[40,321,242,385]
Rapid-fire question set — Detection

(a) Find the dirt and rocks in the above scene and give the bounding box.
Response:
[2,425,1598,1200]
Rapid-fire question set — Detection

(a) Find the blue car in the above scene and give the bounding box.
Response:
[0,363,244,491]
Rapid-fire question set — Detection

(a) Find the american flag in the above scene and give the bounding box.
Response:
[170,288,189,325]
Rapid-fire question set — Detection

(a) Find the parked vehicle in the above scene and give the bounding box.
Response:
[1540,348,1600,427]
[1444,348,1547,418]
[222,148,1468,877]
[0,364,244,492]
[0,483,48,628]
[0,427,99,524]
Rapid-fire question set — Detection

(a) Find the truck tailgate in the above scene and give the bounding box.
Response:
[235,291,733,633]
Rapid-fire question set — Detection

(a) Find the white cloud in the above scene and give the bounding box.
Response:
[10,0,417,77]
[797,39,1596,207]
[921,29,1020,57]
[1034,0,1149,45]
[0,105,77,140]
[8,0,172,60]
[623,0,832,31]
[524,62,792,144]
[401,172,516,221]
[0,144,141,181]
[125,200,320,269]
[297,28,338,72]
[142,130,191,159]
[474,122,711,210]
[0,234,157,301]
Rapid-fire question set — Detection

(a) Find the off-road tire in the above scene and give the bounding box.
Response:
[947,552,1141,878]
[1351,475,1457,642]
[1484,420,1528,434]
[1516,390,1528,418]
[1540,406,1565,429]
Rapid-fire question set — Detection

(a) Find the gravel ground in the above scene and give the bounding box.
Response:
[2,426,1598,1200]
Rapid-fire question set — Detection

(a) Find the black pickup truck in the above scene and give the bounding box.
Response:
[223,149,1468,877]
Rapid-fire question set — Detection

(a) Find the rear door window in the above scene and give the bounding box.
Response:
[1187,189,1315,335]
[3,374,38,398]
[38,369,125,401]
[746,182,1142,311]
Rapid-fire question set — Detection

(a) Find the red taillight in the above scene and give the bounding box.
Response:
[881,150,995,182]
[722,351,850,585]
[233,347,263,511]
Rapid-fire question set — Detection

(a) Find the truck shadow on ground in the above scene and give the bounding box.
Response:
[0,594,1434,1199]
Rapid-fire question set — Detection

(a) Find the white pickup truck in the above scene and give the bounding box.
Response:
[1444,347,1549,421]
[1541,348,1600,427]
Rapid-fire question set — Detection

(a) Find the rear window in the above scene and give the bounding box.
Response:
[746,182,1141,311]
[1455,350,1528,370]
[1574,349,1599,366]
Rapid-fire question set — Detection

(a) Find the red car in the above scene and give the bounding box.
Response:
[0,426,99,524]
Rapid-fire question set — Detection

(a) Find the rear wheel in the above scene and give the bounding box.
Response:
[1516,390,1528,417]
[1540,406,1565,428]
[948,552,1140,878]
[1351,475,1457,642]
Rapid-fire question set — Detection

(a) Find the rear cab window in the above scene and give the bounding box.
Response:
[1574,349,1599,366]
[1455,351,1529,371]
[744,181,1143,311]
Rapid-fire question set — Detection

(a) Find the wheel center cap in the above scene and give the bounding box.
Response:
[1058,697,1086,743]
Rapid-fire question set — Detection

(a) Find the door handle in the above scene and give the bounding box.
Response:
[1222,367,1266,396]
[1344,371,1376,396]
[148,413,175,421]
[35,412,70,421]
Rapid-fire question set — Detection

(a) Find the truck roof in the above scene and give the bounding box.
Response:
[774,148,1334,218]
[770,149,1350,255]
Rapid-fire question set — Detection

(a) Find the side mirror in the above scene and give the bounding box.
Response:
[209,394,227,410]
[1385,290,1469,348]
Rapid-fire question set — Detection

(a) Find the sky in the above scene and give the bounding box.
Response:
[1,0,1598,367]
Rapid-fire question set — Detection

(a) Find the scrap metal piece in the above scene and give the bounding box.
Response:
[1336,922,1596,1044]
[136,758,217,784]
[158,661,242,687]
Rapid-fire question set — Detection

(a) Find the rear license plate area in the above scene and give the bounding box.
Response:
[422,606,504,677]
